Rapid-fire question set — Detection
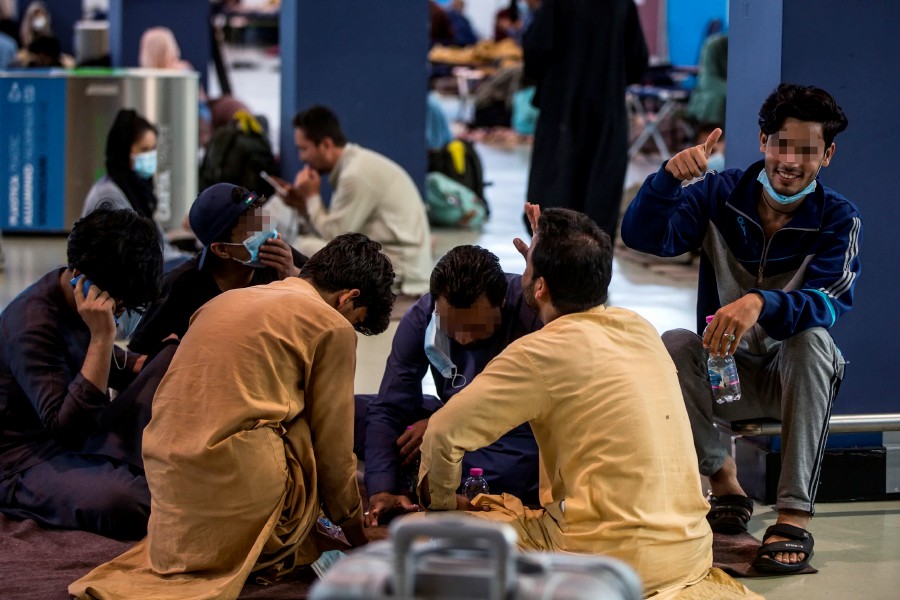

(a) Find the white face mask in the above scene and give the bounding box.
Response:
[423,311,466,389]
[706,152,725,173]
[32,16,48,32]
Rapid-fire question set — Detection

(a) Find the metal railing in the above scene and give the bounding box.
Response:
[718,414,900,436]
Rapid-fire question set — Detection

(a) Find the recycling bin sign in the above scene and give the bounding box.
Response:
[0,74,68,232]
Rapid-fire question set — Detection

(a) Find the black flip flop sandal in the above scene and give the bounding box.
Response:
[753,523,815,574]
[706,494,754,534]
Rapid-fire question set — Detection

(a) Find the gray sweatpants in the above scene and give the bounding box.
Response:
[662,327,845,514]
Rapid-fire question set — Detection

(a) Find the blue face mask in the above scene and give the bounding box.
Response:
[424,311,466,389]
[706,152,725,174]
[133,150,157,179]
[517,0,530,21]
[757,169,817,205]
[237,229,278,268]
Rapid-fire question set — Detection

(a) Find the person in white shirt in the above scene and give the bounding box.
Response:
[274,105,433,296]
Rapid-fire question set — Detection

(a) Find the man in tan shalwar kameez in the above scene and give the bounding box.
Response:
[70,233,396,600]
[418,206,763,600]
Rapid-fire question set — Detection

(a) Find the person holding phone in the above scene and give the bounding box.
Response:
[0,208,164,540]
[270,105,432,297]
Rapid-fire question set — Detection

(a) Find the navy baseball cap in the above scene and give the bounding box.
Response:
[189,183,262,269]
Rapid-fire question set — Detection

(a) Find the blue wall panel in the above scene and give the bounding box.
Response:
[727,0,900,414]
[279,1,428,194]
[724,0,782,169]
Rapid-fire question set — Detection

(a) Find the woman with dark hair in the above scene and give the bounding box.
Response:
[82,109,187,266]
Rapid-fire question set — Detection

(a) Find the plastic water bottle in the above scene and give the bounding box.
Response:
[462,467,489,500]
[704,316,741,404]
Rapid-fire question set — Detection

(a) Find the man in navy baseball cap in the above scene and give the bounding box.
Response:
[190,182,266,270]
[128,183,308,356]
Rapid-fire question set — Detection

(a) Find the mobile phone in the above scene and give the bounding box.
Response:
[70,276,91,296]
[70,276,119,326]
[260,171,288,196]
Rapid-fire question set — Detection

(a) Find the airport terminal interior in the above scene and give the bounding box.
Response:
[1,0,899,599]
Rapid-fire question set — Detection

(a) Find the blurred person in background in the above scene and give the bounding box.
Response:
[82,109,190,269]
[523,0,647,243]
[139,26,214,146]
[13,0,73,67]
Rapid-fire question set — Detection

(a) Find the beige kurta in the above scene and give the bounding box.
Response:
[419,306,716,597]
[70,278,363,600]
[297,144,433,295]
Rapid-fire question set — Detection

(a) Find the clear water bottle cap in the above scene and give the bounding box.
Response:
[705,315,715,324]
[469,468,483,477]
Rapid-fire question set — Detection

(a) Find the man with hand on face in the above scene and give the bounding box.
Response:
[621,84,860,574]
[128,183,307,358]
[272,105,432,296]
[0,208,163,540]
[364,245,542,526]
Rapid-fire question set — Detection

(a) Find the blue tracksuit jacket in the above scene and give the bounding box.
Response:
[621,160,861,353]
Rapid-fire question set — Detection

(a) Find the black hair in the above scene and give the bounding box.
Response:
[506,0,520,22]
[67,208,163,312]
[758,84,848,148]
[27,34,61,65]
[299,233,395,335]
[105,109,159,219]
[430,245,507,308]
[531,208,613,315]
[0,20,18,45]
[291,105,348,147]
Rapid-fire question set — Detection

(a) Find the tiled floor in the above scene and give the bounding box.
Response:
[2,45,898,599]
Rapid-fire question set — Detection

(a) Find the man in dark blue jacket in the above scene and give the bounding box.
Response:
[622,84,860,575]
[364,245,541,525]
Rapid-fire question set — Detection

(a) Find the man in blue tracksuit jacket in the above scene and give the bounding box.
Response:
[364,245,541,526]
[621,84,861,575]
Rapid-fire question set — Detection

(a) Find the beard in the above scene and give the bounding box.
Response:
[523,278,538,311]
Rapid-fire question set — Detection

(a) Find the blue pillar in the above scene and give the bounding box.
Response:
[108,0,210,89]
[727,0,900,415]
[17,0,81,57]
[280,1,428,193]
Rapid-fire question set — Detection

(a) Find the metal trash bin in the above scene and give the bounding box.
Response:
[74,20,110,65]
[0,69,198,233]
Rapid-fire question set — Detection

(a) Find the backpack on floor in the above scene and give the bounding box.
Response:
[199,111,277,196]
[428,139,489,213]
[425,172,487,229]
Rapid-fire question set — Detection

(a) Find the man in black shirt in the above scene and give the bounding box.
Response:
[129,183,308,356]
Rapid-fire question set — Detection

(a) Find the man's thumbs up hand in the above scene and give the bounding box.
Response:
[665,127,723,181]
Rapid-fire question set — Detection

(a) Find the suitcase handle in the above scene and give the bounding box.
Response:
[390,515,518,600]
